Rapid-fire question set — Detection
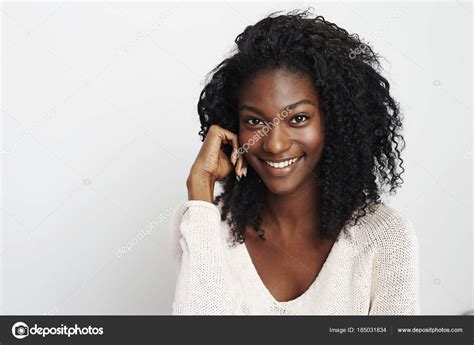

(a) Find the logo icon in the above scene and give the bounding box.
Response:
[12,322,29,339]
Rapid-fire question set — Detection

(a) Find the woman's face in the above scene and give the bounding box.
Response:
[238,68,325,195]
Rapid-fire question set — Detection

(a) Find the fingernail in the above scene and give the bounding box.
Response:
[231,151,237,165]
[242,167,247,177]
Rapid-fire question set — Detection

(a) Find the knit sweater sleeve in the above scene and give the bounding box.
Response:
[368,211,420,315]
[169,200,236,315]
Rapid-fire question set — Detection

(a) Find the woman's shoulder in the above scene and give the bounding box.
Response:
[347,202,418,253]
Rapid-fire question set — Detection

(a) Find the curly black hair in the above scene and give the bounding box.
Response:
[197,8,405,246]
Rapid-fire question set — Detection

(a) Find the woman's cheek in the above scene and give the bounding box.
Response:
[302,126,325,164]
[238,129,260,164]
[238,129,254,149]
[301,125,324,149]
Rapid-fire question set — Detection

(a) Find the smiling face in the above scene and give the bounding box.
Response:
[238,68,325,195]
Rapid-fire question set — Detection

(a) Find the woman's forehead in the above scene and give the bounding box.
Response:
[238,69,319,111]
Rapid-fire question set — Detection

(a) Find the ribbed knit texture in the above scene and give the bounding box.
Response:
[170,200,420,315]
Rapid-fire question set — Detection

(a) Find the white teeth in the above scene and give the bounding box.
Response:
[264,157,299,169]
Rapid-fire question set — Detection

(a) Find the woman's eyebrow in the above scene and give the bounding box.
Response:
[239,99,316,115]
[285,99,315,111]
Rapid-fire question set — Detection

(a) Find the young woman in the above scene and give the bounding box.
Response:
[170,9,419,315]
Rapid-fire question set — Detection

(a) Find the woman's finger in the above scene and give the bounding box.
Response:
[218,128,239,165]
[240,155,247,177]
[236,152,248,177]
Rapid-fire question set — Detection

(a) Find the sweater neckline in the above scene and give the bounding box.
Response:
[239,229,344,306]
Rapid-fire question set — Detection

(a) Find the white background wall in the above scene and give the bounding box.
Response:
[1,1,472,315]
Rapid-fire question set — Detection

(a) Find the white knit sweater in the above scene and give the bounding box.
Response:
[169,199,420,315]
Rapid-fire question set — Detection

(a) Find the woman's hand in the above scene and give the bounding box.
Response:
[186,124,247,202]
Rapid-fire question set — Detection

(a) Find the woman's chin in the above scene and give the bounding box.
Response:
[261,180,299,196]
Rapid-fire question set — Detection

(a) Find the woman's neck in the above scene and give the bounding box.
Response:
[262,177,322,246]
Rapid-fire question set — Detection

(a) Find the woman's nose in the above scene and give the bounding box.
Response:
[261,124,292,155]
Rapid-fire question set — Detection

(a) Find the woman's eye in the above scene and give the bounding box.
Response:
[290,114,309,124]
[246,118,264,126]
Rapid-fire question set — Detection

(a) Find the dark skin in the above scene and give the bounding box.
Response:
[187,68,336,302]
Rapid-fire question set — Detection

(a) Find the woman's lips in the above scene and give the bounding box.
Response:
[258,155,304,177]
